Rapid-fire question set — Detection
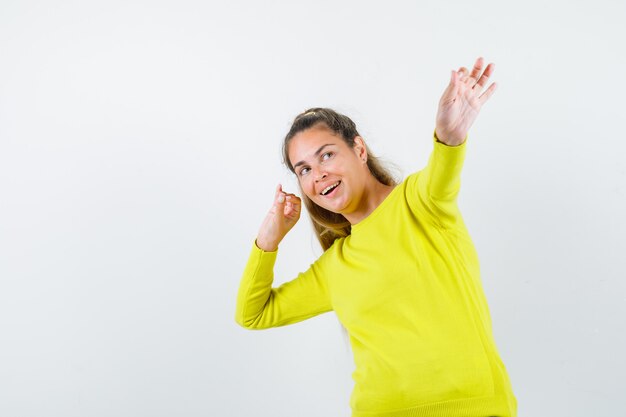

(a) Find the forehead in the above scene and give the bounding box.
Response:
[288,126,344,161]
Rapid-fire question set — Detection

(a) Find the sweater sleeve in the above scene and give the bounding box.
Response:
[234,239,333,329]
[406,130,468,229]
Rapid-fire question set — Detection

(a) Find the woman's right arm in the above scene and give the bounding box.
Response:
[234,239,333,329]
[234,184,333,329]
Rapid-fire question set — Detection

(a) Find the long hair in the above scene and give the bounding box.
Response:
[281,107,401,344]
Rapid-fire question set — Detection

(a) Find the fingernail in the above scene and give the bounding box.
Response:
[278,194,285,203]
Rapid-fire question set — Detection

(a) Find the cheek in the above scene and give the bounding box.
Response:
[297,178,313,198]
[305,182,320,199]
[305,184,317,199]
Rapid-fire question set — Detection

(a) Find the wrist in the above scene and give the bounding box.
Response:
[434,129,466,147]
[255,238,278,252]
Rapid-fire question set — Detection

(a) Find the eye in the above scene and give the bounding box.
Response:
[298,152,334,176]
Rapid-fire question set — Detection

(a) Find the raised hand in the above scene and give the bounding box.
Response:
[435,57,497,146]
[255,184,302,252]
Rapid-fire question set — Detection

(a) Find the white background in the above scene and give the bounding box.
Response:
[1,0,625,416]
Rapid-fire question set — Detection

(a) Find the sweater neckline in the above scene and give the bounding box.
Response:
[351,183,401,231]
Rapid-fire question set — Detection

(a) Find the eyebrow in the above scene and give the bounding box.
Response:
[293,144,335,170]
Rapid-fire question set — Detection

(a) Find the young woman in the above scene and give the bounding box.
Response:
[235,57,517,417]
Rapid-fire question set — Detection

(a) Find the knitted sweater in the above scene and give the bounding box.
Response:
[235,133,518,417]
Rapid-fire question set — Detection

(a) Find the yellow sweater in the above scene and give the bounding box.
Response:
[235,133,518,417]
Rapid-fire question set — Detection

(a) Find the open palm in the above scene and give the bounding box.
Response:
[435,57,497,146]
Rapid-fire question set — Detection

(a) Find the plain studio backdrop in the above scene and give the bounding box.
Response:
[1,0,625,416]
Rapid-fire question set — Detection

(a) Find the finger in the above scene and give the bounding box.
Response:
[284,198,301,216]
[286,199,301,212]
[441,68,460,95]
[457,67,469,83]
[478,82,498,103]
[276,185,298,200]
[285,196,301,212]
[282,191,300,203]
[468,57,484,84]
[474,62,495,89]
[285,194,301,203]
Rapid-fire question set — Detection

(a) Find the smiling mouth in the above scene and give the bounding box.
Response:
[321,181,341,197]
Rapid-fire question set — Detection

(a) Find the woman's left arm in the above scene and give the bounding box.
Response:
[435,57,497,146]
[408,58,498,229]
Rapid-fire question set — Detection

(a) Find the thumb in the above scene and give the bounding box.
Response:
[276,183,285,204]
[440,70,459,103]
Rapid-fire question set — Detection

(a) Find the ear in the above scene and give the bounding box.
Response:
[353,136,367,161]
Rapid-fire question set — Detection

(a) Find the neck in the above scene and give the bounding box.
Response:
[343,177,395,226]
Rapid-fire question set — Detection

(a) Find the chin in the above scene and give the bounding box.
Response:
[313,199,334,212]
[323,200,346,214]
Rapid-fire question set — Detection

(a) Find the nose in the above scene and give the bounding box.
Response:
[314,170,327,182]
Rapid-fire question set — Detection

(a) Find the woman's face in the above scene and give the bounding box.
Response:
[288,124,367,214]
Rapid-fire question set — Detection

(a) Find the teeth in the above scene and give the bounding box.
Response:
[321,181,340,195]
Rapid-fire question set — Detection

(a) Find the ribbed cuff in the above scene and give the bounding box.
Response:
[433,129,468,148]
[253,238,278,254]
[429,130,467,191]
